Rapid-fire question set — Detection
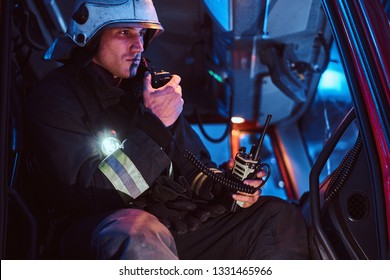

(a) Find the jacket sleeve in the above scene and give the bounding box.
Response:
[99,110,173,204]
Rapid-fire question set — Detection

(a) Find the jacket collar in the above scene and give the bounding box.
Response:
[84,62,126,109]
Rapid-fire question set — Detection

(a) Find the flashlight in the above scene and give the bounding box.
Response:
[101,130,121,156]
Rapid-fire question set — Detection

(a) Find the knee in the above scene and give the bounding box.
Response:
[253,197,310,259]
[92,209,178,259]
[115,208,169,235]
[252,196,308,235]
[259,196,303,219]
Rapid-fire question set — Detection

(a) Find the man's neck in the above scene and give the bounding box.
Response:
[90,62,124,87]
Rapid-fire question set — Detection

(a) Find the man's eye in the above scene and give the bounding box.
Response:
[120,30,130,35]
[139,30,146,37]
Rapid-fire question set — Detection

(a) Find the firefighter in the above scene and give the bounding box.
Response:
[26,0,309,259]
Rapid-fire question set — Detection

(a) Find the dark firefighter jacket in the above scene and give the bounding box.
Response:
[26,57,218,216]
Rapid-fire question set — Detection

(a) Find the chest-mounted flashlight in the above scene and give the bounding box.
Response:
[101,130,121,156]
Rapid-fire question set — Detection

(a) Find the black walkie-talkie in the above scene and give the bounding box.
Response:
[151,66,172,88]
[230,114,272,211]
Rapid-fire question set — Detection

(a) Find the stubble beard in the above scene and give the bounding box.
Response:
[129,62,139,78]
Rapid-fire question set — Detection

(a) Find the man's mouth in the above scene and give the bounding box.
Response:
[125,54,141,63]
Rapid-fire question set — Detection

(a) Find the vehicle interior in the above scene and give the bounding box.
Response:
[1,0,389,260]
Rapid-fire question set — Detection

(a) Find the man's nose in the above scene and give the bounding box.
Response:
[131,36,144,52]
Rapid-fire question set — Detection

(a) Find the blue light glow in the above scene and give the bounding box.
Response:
[203,0,231,32]
[318,69,344,92]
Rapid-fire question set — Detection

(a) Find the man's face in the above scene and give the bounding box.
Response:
[92,27,145,78]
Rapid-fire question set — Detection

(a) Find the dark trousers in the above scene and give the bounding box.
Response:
[174,196,309,259]
[59,208,178,259]
[58,196,309,259]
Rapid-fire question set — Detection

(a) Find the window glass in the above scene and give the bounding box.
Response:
[299,43,360,182]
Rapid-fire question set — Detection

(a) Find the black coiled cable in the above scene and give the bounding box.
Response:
[184,150,257,194]
[325,134,363,202]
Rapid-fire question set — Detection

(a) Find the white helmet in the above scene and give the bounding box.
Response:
[44,0,164,61]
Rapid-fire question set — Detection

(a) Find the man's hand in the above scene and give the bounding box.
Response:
[232,169,267,208]
[143,72,184,127]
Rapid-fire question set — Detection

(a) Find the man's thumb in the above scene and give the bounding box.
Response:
[143,71,152,94]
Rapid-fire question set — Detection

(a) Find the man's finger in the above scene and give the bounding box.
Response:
[143,71,153,95]
[256,169,267,178]
[167,74,181,87]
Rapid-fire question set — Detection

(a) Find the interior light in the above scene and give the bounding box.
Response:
[231,116,245,124]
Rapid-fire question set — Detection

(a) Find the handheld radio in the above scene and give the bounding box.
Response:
[184,114,272,212]
[151,67,172,88]
[230,114,272,211]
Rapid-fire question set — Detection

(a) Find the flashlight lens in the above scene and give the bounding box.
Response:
[101,137,120,156]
